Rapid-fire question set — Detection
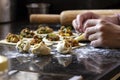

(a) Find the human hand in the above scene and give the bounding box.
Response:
[72,12,100,33]
[84,19,120,48]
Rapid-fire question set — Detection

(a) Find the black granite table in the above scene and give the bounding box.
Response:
[0,22,120,80]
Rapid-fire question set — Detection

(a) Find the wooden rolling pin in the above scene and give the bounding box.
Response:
[30,14,60,24]
[30,9,120,25]
[60,9,120,25]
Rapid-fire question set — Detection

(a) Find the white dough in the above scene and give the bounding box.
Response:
[31,41,51,55]
[16,40,30,53]
[56,40,72,54]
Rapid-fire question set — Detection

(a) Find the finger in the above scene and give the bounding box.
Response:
[72,19,82,33]
[83,19,101,31]
[84,26,98,39]
[72,19,77,29]
[76,14,83,29]
[88,32,100,41]
[90,39,102,47]
[76,14,89,32]
[72,19,78,31]
[76,15,85,32]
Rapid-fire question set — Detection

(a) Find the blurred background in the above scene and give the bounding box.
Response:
[3,0,120,22]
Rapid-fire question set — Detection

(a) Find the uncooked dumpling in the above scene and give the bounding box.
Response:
[75,33,87,41]
[31,41,51,56]
[56,40,72,54]
[16,39,30,53]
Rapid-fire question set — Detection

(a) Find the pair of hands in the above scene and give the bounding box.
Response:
[72,12,120,48]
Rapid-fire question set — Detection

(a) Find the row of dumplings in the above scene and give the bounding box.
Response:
[5,25,75,44]
[16,37,82,56]
[5,25,87,56]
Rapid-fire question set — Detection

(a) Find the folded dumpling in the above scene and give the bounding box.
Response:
[31,41,51,55]
[56,40,72,54]
[75,33,87,41]
[16,39,30,53]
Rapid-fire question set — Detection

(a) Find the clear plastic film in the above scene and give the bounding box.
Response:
[74,46,120,73]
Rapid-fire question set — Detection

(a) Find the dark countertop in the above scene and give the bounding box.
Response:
[0,22,120,80]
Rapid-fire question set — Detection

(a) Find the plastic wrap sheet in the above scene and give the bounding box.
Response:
[74,46,120,73]
[54,53,72,67]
